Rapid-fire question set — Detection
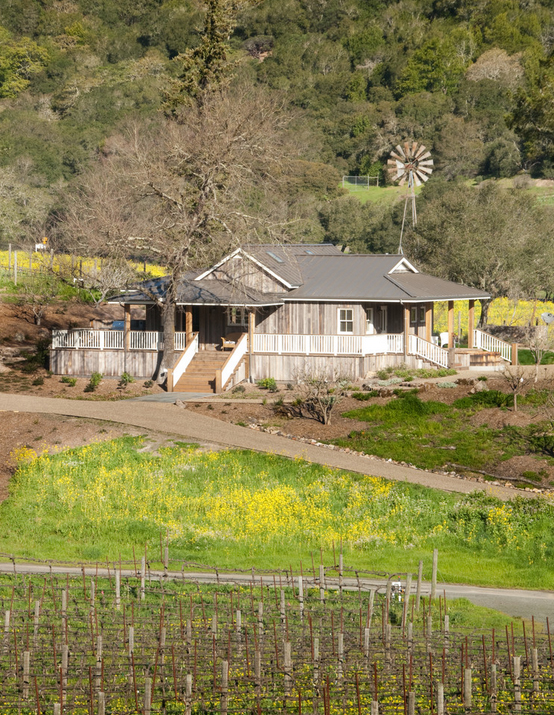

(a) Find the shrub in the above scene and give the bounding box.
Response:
[257,377,278,392]
[376,367,394,380]
[453,390,513,409]
[143,380,153,388]
[60,376,77,386]
[84,372,103,393]
[118,372,135,389]
[232,385,246,394]
[352,390,379,401]
[32,377,44,386]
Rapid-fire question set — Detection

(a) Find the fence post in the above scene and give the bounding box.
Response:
[431,549,438,600]
[416,561,423,610]
[8,243,11,269]
[14,251,17,286]
[144,677,152,715]
[98,692,105,715]
[221,660,229,715]
[284,641,292,695]
[23,651,30,699]
[464,667,472,710]
[512,343,518,366]
[140,557,146,601]
[402,574,412,631]
[513,656,521,712]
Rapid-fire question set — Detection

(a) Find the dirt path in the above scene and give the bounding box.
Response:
[0,561,552,622]
[0,393,533,500]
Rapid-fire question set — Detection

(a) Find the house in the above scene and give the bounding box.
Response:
[50,244,514,392]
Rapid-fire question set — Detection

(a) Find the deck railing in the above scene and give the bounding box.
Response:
[253,333,405,356]
[218,333,249,392]
[51,329,187,351]
[408,334,449,368]
[473,329,512,362]
[168,332,199,390]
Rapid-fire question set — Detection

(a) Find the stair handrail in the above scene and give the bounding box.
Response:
[216,332,248,393]
[167,332,199,391]
[408,334,449,368]
[473,329,512,362]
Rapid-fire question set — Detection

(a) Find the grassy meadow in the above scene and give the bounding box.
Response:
[3,436,554,589]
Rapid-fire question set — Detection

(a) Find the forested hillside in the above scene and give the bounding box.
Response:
[1,0,554,261]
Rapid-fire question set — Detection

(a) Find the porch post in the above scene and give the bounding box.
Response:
[468,300,475,349]
[425,303,432,343]
[447,301,454,348]
[404,304,410,358]
[248,309,255,382]
[185,306,193,346]
[124,304,131,352]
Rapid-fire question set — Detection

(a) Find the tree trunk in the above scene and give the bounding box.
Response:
[160,301,176,385]
[478,298,491,328]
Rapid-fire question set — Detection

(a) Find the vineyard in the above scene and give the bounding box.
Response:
[1,556,554,714]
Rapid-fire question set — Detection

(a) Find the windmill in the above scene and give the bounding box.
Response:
[387,141,433,254]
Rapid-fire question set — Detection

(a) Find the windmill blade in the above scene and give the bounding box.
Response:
[398,174,408,186]
[417,152,432,162]
[395,144,406,159]
[390,151,405,163]
[414,144,427,159]
[411,141,419,158]
[413,173,422,187]
[404,141,411,158]
[418,159,434,167]
[417,165,433,175]
[415,170,430,182]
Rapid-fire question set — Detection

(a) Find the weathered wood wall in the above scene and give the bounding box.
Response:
[210,254,288,293]
[254,302,410,335]
[50,349,161,378]
[249,353,425,382]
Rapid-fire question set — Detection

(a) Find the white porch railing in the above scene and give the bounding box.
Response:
[169,332,199,390]
[129,331,164,351]
[408,335,449,368]
[474,329,512,362]
[218,333,248,391]
[253,333,405,356]
[51,329,187,351]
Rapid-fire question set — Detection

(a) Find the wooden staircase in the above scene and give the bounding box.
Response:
[174,351,228,393]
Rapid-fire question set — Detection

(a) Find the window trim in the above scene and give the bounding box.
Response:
[227,307,248,327]
[420,306,426,323]
[338,308,354,334]
[365,307,374,335]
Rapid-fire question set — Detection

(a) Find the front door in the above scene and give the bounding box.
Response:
[377,306,388,333]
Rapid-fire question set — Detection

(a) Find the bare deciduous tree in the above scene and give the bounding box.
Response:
[526,324,554,383]
[60,86,295,376]
[281,370,350,425]
[500,365,533,412]
[17,270,59,327]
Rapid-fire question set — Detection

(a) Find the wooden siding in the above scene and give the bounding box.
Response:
[50,349,161,378]
[208,254,288,293]
[250,353,427,382]
[255,302,407,336]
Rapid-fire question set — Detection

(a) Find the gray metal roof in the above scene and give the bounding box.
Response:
[388,271,490,300]
[111,274,284,306]
[112,246,489,306]
[286,255,489,301]
[242,243,341,286]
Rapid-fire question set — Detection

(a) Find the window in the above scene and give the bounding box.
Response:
[227,307,248,326]
[420,306,426,323]
[365,307,374,335]
[338,308,353,333]
[266,251,283,263]
[410,307,418,324]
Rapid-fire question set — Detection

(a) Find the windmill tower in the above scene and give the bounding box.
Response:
[387,141,433,254]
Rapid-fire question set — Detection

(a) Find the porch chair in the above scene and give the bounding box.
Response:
[221,332,243,350]
[439,332,449,348]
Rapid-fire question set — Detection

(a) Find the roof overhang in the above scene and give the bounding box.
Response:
[194,248,296,289]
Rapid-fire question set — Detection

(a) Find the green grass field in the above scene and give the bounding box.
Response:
[4,436,554,590]
[342,183,422,205]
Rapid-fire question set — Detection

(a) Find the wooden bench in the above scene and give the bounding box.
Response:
[221,332,244,350]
